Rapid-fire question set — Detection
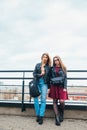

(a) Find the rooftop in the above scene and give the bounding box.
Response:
[0,114,87,130]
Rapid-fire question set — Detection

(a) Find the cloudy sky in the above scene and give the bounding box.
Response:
[0,0,87,71]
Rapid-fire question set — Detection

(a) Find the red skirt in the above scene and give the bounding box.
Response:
[48,85,68,100]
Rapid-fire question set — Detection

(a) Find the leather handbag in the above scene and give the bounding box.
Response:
[51,77,64,85]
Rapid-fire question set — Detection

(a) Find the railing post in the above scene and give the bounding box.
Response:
[21,72,25,112]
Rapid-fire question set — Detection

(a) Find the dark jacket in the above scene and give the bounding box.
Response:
[33,63,51,88]
[50,67,67,89]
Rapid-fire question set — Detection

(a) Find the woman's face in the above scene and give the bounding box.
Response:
[54,58,60,66]
[42,54,48,63]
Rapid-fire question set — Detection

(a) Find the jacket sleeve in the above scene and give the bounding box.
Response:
[33,64,41,78]
[63,73,67,89]
[47,67,52,88]
[59,70,67,89]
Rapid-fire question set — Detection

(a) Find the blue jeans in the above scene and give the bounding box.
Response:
[34,78,48,117]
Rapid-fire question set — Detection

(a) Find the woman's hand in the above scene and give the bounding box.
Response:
[63,88,67,91]
[40,71,45,76]
[48,89,50,93]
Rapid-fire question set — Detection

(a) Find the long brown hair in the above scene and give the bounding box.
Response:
[53,55,67,74]
[41,53,52,66]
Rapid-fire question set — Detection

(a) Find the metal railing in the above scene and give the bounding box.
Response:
[0,70,87,111]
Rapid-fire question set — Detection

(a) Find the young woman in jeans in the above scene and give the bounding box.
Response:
[48,56,68,126]
[33,53,51,125]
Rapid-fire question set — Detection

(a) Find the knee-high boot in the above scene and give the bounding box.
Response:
[55,115,60,126]
[59,102,65,122]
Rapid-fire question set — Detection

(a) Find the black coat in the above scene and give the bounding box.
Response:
[50,67,67,89]
[33,63,51,88]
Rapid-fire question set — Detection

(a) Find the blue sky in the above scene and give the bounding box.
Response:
[0,0,87,70]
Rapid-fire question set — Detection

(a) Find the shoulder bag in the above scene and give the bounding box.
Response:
[51,77,64,85]
[29,78,40,100]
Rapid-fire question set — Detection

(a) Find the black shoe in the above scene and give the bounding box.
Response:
[36,116,40,122]
[55,115,60,126]
[38,116,43,125]
[59,111,64,122]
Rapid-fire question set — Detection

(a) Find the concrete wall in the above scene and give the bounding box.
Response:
[0,107,87,120]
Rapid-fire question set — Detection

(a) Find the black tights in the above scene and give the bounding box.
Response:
[53,99,58,115]
[53,99,65,115]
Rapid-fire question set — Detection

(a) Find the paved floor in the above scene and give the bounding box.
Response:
[0,115,87,130]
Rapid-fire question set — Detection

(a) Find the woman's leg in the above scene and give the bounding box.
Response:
[53,99,58,115]
[53,99,60,126]
[59,100,65,122]
[40,83,48,117]
[34,97,40,116]
[36,83,47,124]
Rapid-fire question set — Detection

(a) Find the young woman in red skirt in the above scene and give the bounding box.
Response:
[48,56,68,126]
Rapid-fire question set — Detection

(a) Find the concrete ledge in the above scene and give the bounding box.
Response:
[0,107,87,120]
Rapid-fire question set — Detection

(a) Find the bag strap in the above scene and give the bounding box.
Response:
[29,95,32,102]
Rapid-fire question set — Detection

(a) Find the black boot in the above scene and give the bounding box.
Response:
[38,116,43,125]
[36,116,40,122]
[59,110,64,122]
[59,103,64,122]
[55,115,60,126]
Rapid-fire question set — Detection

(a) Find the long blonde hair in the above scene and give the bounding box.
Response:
[53,55,67,74]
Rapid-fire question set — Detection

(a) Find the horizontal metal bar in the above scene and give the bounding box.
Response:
[0,85,22,86]
[0,77,33,80]
[69,93,87,96]
[0,100,87,106]
[0,85,86,87]
[67,78,87,80]
[0,70,87,72]
[0,92,22,94]
[0,70,33,72]
[0,85,28,87]
[67,70,87,72]
[0,77,87,80]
